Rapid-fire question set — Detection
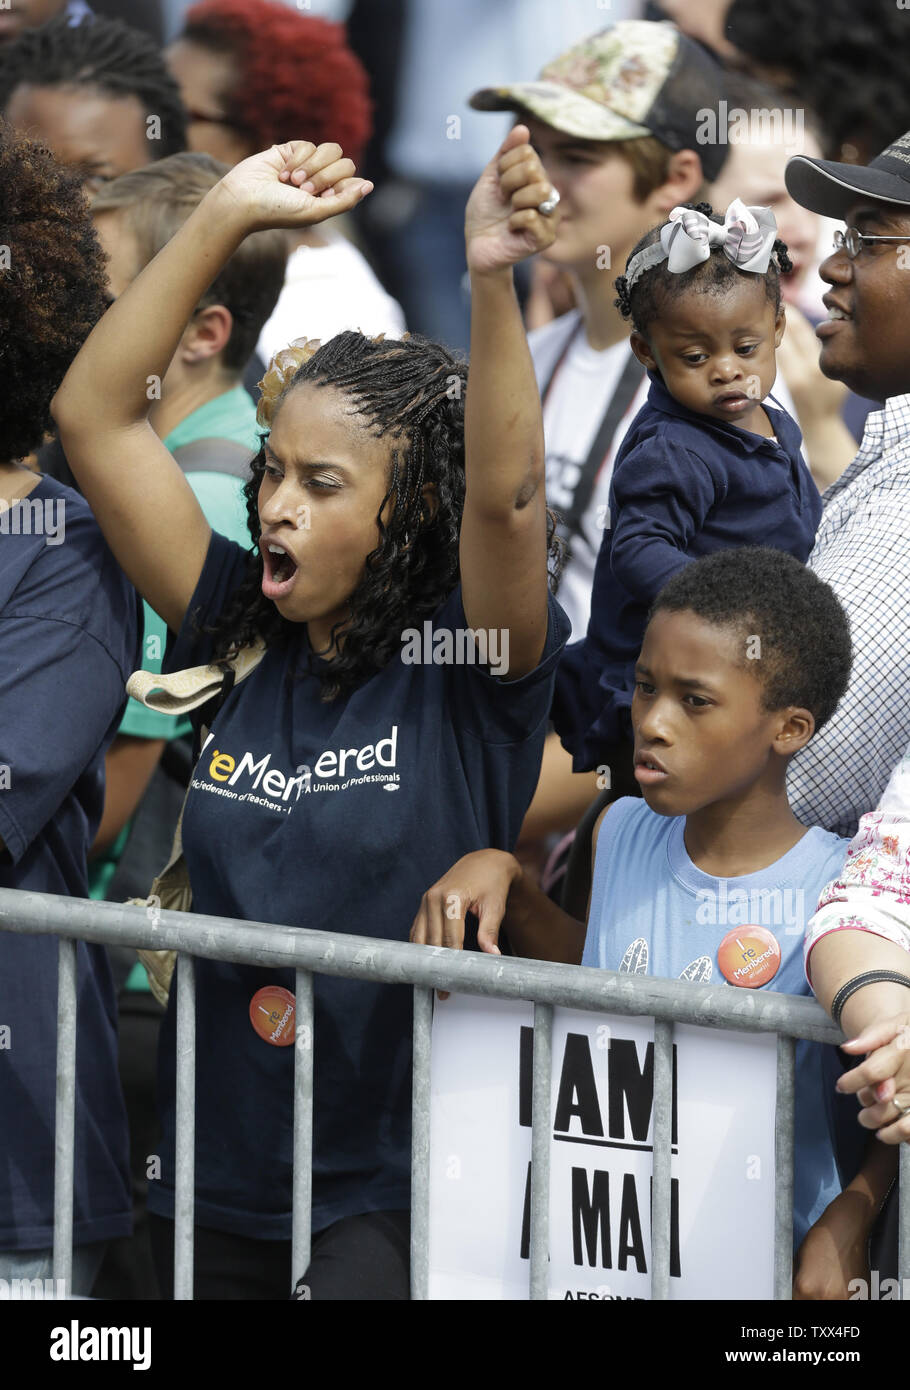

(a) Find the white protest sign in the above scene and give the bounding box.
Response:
[428,993,778,1300]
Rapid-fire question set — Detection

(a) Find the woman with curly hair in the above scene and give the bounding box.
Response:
[53,128,569,1300]
[167,0,370,168]
[167,0,404,356]
[0,121,139,1291]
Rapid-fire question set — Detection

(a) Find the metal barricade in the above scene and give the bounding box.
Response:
[0,886,904,1302]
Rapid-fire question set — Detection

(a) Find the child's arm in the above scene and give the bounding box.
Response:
[459,126,557,680]
[792,1139,897,1300]
[608,444,717,605]
[409,849,585,971]
[51,142,372,634]
[410,805,612,977]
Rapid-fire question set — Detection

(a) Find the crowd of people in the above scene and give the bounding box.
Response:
[3,0,910,1304]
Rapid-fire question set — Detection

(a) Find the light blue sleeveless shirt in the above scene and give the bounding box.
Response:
[583,797,850,1245]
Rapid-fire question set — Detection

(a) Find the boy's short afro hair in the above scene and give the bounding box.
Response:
[0,119,109,462]
[649,547,852,733]
[182,0,371,165]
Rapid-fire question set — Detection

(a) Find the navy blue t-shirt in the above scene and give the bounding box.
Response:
[553,374,822,770]
[0,475,139,1249]
[149,531,570,1239]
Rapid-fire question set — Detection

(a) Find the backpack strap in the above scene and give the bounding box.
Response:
[123,640,266,1009]
[538,320,647,583]
[171,437,258,479]
[552,351,646,570]
[126,640,266,716]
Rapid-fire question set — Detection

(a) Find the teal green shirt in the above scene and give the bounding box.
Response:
[121,387,260,742]
[89,386,262,914]
[164,384,263,454]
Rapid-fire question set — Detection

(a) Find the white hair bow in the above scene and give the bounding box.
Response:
[662,199,778,272]
[625,199,779,290]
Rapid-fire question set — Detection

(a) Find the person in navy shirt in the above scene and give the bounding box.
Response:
[553,199,822,783]
[0,125,139,1292]
[53,129,571,1299]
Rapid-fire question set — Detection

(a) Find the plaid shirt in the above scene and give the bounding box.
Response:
[788,392,910,838]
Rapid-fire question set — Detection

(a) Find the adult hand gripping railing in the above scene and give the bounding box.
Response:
[1,887,907,1302]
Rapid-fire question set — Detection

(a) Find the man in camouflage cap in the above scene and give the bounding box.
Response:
[471,20,729,180]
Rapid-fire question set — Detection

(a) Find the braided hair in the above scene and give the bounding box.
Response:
[614,203,793,336]
[0,14,187,159]
[204,332,562,702]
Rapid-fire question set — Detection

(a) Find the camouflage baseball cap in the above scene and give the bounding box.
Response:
[469,20,728,181]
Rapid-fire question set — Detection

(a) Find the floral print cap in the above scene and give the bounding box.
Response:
[469,20,728,180]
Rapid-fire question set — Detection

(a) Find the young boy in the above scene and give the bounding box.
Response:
[412,547,887,1286]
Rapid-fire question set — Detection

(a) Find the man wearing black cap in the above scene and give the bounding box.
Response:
[784,133,910,837]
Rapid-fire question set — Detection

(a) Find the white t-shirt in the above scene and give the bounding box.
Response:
[257,233,407,364]
[530,310,649,641]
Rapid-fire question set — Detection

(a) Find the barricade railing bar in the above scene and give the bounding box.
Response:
[0,886,902,1303]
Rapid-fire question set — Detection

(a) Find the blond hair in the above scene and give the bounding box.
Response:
[92,152,288,371]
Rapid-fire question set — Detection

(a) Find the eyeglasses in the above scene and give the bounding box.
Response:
[834,227,910,259]
[184,107,250,134]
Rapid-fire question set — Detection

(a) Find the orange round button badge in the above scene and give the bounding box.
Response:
[717,926,781,988]
[250,986,296,1046]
